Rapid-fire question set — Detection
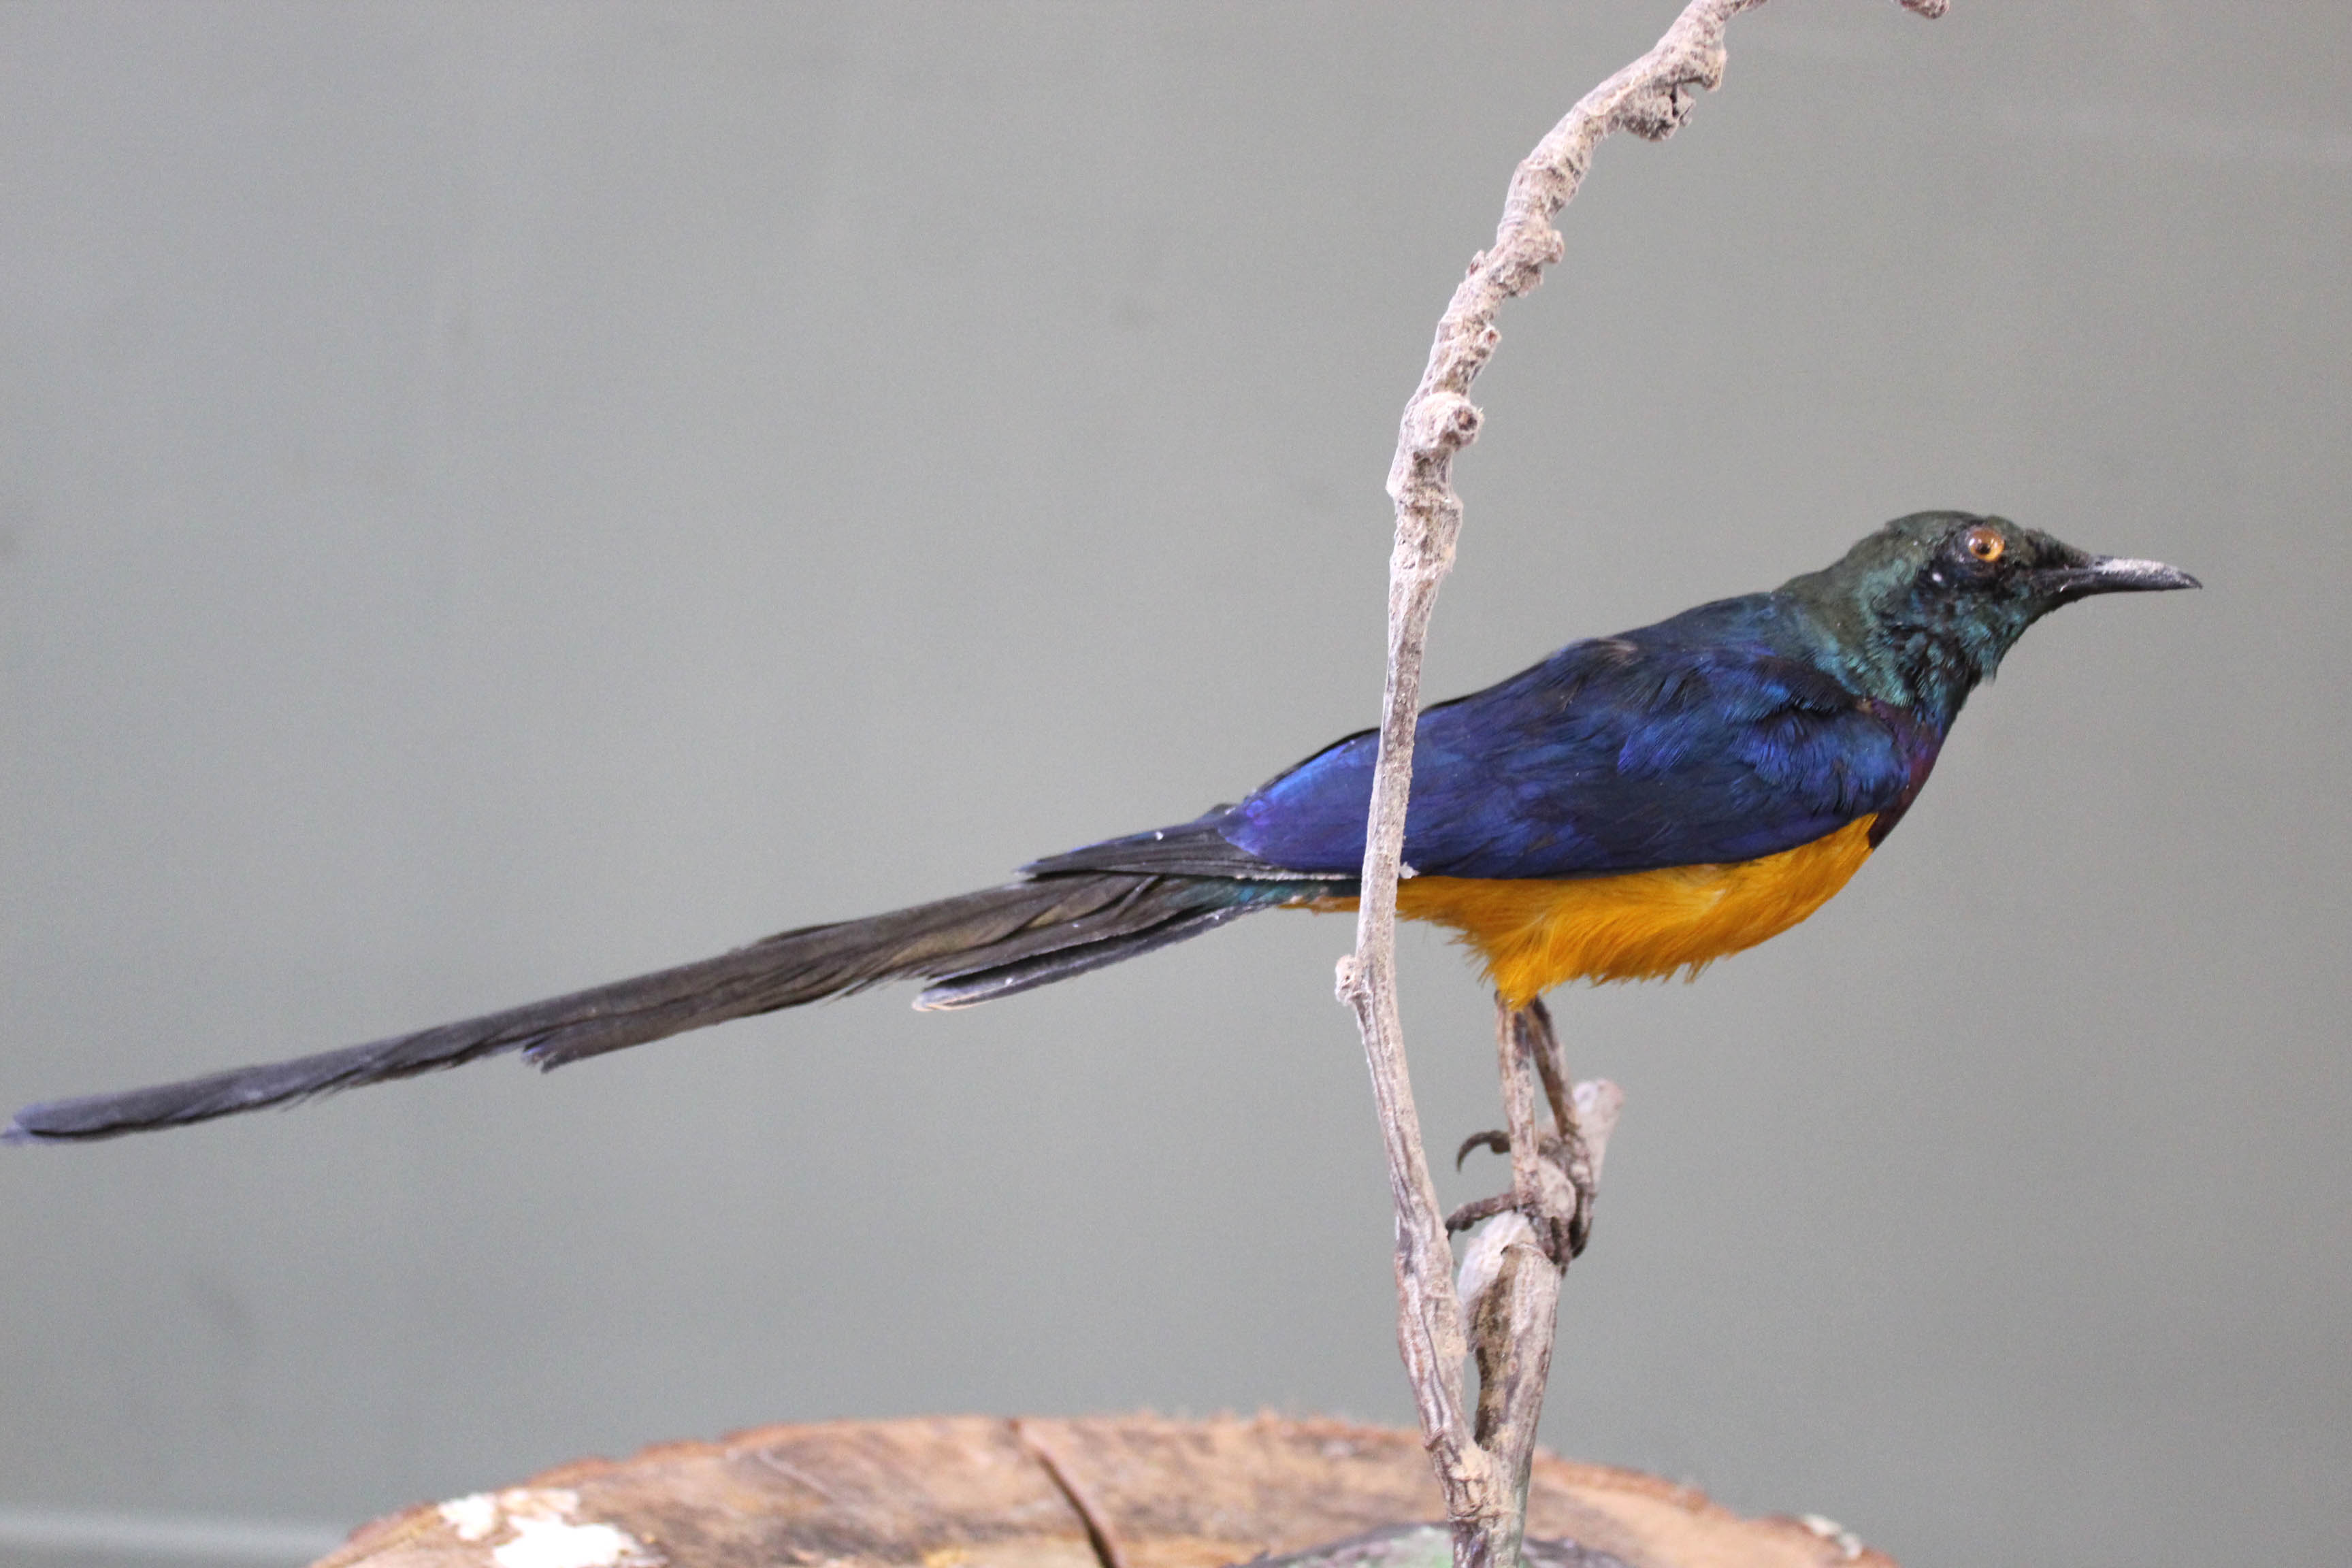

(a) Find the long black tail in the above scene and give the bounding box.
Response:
[6,872,1289,1143]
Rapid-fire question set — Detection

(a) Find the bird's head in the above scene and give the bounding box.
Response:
[1784,510,2199,725]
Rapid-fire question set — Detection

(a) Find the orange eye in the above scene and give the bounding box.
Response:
[1964,526,2005,563]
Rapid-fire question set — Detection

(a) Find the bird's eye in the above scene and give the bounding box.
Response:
[1963,526,2005,564]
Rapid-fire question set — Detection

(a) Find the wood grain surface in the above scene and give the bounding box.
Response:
[315,1415,1891,1568]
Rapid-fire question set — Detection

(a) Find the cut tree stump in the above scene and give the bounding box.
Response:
[318,1414,1889,1568]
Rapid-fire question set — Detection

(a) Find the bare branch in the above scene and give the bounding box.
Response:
[1569,1079,1627,1191]
[1333,3,1944,1565]
[1463,1211,1561,1568]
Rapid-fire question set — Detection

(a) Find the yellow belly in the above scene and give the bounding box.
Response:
[1311,815,1879,1006]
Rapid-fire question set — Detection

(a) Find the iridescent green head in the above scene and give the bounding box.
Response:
[1783,510,2199,725]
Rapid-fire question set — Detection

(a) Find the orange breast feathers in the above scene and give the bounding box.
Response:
[1313,815,1880,1007]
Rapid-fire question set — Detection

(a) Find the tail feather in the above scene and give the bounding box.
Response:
[915,901,1260,1011]
[6,872,1294,1144]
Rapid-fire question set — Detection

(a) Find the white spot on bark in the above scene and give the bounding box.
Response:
[439,1496,500,1542]
[437,1488,662,1568]
[493,1515,652,1568]
[1797,1514,1863,1561]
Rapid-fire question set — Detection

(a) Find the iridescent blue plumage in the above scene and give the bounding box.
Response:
[1221,593,1938,880]
[7,512,2196,1142]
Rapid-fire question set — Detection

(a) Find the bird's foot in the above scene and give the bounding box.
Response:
[1454,1129,1511,1170]
[1444,1191,1516,1235]
[1451,1125,1595,1263]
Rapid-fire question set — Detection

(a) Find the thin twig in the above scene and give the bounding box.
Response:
[1331,3,1944,1566]
[1570,1078,1627,1190]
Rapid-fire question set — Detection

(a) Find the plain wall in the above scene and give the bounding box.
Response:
[2,5,2345,1567]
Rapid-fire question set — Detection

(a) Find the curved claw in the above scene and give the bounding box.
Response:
[1445,1192,1516,1235]
[1454,1129,1510,1171]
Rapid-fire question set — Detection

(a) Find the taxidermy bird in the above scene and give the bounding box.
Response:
[7,510,2195,1144]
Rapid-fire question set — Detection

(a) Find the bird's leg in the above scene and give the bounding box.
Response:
[1518,997,1595,1260]
[1494,992,1582,1266]
[1522,996,1576,1150]
[1452,998,1597,1257]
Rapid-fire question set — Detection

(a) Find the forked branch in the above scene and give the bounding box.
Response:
[1330,3,1946,1566]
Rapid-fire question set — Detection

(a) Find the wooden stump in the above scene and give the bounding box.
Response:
[318,1414,1890,1568]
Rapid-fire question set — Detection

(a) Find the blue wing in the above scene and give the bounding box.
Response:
[1213,597,1928,883]
[1219,596,1927,879]
[1027,594,1937,885]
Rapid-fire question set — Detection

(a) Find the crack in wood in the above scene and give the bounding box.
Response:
[1009,1422,1132,1568]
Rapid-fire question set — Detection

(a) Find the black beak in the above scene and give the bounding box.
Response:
[2038,555,2202,604]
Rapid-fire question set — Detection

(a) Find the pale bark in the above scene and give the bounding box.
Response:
[1330,3,1947,1565]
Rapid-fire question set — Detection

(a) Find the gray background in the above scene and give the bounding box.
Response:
[1,4,2345,1567]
